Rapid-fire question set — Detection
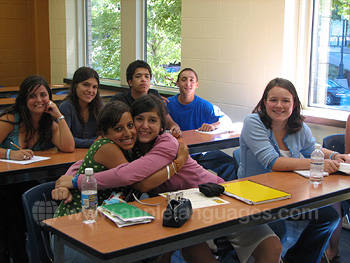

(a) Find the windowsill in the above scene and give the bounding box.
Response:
[303,107,349,128]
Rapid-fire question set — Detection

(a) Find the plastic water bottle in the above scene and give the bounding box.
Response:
[81,168,98,224]
[310,143,324,185]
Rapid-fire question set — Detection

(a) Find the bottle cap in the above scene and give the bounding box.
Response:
[315,143,322,149]
[85,168,93,176]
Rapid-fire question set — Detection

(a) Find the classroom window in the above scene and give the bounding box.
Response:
[146,0,181,88]
[309,0,350,110]
[86,0,121,80]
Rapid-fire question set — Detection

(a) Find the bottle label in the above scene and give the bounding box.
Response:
[311,161,324,168]
[81,192,97,208]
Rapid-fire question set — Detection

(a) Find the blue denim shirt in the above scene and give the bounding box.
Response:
[237,113,316,178]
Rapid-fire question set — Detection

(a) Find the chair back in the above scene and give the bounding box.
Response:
[322,134,345,154]
[22,181,58,263]
[232,147,240,176]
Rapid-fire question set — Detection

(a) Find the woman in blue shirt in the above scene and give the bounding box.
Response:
[238,77,349,263]
[59,67,103,148]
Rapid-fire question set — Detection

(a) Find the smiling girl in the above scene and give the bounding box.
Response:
[54,101,139,217]
[0,75,74,262]
[59,67,103,148]
[237,77,350,263]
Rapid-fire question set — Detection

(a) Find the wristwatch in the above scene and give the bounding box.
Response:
[56,115,65,122]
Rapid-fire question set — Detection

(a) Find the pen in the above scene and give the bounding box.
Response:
[10,142,23,150]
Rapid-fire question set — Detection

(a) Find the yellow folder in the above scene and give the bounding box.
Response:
[222,180,291,205]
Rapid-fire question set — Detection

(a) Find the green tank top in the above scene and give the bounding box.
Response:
[54,138,122,217]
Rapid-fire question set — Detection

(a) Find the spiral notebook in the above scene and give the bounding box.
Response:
[222,180,291,205]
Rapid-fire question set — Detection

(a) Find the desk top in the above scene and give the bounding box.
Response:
[0,84,68,93]
[43,172,350,261]
[0,89,116,107]
[0,148,87,184]
[179,129,240,154]
[0,85,116,97]
[0,94,67,106]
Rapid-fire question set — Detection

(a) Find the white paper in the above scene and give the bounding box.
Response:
[294,170,329,178]
[160,188,229,209]
[195,129,231,135]
[0,155,51,165]
[195,122,243,135]
[338,163,350,175]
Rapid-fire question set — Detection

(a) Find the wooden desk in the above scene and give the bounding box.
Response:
[44,172,350,262]
[179,129,240,154]
[0,85,69,99]
[0,85,115,96]
[98,89,117,98]
[0,84,68,93]
[0,94,67,108]
[0,148,87,185]
[0,89,116,109]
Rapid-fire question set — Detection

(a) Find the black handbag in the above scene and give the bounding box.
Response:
[162,198,193,228]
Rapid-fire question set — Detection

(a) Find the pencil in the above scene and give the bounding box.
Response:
[10,142,23,151]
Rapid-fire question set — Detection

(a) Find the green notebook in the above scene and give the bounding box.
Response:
[98,202,154,227]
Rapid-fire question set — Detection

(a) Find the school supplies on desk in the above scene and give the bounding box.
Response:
[222,180,291,205]
[97,202,154,227]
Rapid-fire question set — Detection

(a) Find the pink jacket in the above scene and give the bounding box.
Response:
[66,133,224,194]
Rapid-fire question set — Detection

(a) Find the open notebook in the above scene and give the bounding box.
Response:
[294,170,329,178]
[222,180,291,205]
[295,162,350,177]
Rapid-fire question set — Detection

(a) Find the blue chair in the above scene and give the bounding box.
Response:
[322,134,345,154]
[22,181,58,263]
[322,133,350,230]
[56,90,69,95]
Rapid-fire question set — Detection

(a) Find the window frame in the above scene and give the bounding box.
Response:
[81,0,179,94]
[289,0,349,126]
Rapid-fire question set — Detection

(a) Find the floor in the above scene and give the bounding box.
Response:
[170,218,350,263]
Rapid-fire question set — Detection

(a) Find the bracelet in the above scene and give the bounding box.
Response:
[330,152,339,160]
[56,115,65,122]
[6,149,11,160]
[174,160,180,171]
[166,165,170,180]
[171,161,177,174]
[72,174,79,188]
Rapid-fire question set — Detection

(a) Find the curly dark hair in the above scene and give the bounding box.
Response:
[126,60,152,87]
[0,75,54,148]
[63,67,102,127]
[131,94,167,135]
[97,101,131,136]
[253,77,304,134]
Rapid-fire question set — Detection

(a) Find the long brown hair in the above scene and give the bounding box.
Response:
[253,77,304,134]
[0,75,54,148]
[64,67,102,126]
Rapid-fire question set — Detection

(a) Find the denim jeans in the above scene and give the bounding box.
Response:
[280,205,339,263]
[191,150,237,181]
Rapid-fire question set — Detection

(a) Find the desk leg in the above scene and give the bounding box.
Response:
[53,235,65,263]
